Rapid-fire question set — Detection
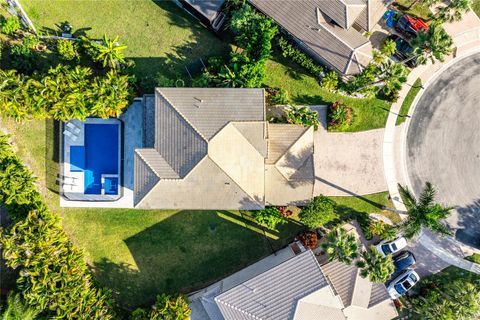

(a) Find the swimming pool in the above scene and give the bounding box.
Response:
[84,123,119,194]
[67,123,120,195]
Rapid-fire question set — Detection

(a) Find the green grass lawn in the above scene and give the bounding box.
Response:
[265,51,392,132]
[466,253,480,264]
[473,0,480,17]
[396,78,422,125]
[329,191,401,224]
[393,0,432,21]
[20,0,230,92]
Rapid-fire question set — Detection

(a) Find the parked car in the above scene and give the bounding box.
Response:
[387,269,420,299]
[393,251,416,275]
[387,34,418,67]
[375,237,407,257]
[394,14,428,39]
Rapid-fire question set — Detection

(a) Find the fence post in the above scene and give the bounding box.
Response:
[7,0,38,34]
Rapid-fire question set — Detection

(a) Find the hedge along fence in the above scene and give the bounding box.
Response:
[0,134,116,319]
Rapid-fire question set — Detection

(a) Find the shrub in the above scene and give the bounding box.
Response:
[252,207,288,230]
[130,294,191,320]
[266,87,290,105]
[0,134,116,319]
[9,43,37,73]
[277,37,324,77]
[56,39,79,61]
[1,17,21,35]
[0,66,132,121]
[298,231,318,249]
[300,196,337,228]
[328,101,353,130]
[320,71,338,91]
[22,35,39,49]
[286,106,320,130]
[368,220,385,236]
[81,34,127,69]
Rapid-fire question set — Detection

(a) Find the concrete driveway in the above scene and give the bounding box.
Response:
[313,106,387,196]
[406,53,480,249]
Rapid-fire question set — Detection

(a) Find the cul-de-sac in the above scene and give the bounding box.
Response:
[0,0,479,319]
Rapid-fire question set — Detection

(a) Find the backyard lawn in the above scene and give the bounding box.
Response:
[20,0,230,92]
[3,0,395,310]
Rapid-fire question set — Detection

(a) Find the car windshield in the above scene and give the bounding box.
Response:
[391,243,398,251]
[409,273,418,282]
[394,283,407,294]
[382,244,392,255]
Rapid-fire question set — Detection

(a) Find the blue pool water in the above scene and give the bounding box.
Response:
[83,124,119,195]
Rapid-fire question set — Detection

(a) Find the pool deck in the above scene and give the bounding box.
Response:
[60,117,128,207]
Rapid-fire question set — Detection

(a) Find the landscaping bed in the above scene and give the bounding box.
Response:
[396,78,422,125]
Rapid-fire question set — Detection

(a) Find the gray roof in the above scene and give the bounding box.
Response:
[356,0,392,32]
[317,0,366,29]
[248,0,372,75]
[215,250,329,320]
[134,88,266,208]
[184,0,226,23]
[156,88,265,140]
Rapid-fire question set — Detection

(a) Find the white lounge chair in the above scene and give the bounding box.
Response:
[66,122,81,134]
[63,130,78,142]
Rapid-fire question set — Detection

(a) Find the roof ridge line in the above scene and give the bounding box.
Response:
[207,153,264,207]
[273,124,311,167]
[133,150,161,208]
[135,149,162,178]
[156,89,209,142]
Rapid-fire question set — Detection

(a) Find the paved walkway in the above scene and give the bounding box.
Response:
[312,106,387,197]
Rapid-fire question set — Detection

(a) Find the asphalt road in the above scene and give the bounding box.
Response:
[406,54,480,249]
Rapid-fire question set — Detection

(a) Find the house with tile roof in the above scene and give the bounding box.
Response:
[189,246,398,320]
[248,0,392,76]
[133,88,314,209]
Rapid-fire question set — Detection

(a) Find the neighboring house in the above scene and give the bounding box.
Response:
[133,88,314,209]
[177,0,227,31]
[189,246,398,320]
[248,0,392,76]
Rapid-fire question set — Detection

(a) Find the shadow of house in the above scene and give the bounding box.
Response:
[94,210,301,309]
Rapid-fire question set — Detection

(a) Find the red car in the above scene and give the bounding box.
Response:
[395,14,428,39]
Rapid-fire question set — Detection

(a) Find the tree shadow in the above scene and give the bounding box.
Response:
[454,199,480,249]
[92,209,302,310]
[45,119,60,195]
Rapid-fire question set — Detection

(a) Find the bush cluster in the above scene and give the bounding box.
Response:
[328,101,353,130]
[0,65,132,121]
[277,37,324,77]
[130,294,191,320]
[1,16,21,35]
[0,134,116,319]
[252,207,288,230]
[56,39,80,61]
[299,196,338,228]
[286,106,320,130]
[203,3,278,88]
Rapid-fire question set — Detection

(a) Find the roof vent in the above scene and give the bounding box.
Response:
[194,97,203,103]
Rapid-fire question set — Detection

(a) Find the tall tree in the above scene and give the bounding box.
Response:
[356,246,395,283]
[412,280,480,320]
[411,22,453,64]
[399,182,454,239]
[321,228,359,264]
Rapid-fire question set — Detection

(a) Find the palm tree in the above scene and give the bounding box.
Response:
[438,0,471,22]
[321,228,359,264]
[399,182,454,239]
[1,293,40,320]
[88,34,127,69]
[356,246,395,283]
[381,38,397,56]
[378,60,408,96]
[411,22,453,65]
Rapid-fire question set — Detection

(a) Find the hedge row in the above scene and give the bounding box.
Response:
[277,37,324,77]
[0,134,116,319]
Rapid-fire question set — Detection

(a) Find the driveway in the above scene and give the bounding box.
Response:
[406,54,480,249]
[312,106,387,196]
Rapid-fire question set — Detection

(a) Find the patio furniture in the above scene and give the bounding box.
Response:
[66,122,81,134]
[63,129,78,142]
